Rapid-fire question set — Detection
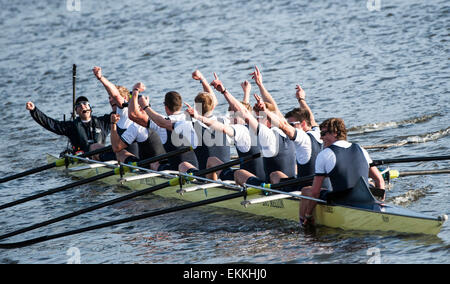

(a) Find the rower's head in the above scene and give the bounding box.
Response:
[164,91,182,115]
[319,118,347,147]
[194,92,214,117]
[285,108,312,131]
[75,96,92,120]
[108,85,129,108]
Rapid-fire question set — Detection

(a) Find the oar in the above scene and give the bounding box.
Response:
[388,168,450,178]
[0,147,192,211]
[0,153,260,241]
[362,143,408,150]
[0,187,263,249]
[268,175,315,190]
[0,145,113,184]
[371,155,450,166]
[244,183,326,204]
[72,64,76,121]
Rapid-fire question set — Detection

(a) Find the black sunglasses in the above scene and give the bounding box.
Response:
[320,130,329,137]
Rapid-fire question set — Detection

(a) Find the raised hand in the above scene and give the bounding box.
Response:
[249,66,263,86]
[241,80,251,94]
[92,66,102,80]
[210,72,226,93]
[133,82,146,93]
[184,102,199,119]
[253,94,266,112]
[26,101,35,111]
[111,113,120,124]
[295,84,306,101]
[138,95,150,109]
[192,70,204,81]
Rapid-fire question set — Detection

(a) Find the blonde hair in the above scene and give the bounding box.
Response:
[115,85,130,100]
[194,92,214,115]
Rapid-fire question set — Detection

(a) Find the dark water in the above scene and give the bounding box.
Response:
[0,0,448,263]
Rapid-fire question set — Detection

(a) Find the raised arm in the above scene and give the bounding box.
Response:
[128,82,149,127]
[250,66,284,119]
[253,94,296,139]
[184,102,234,137]
[192,69,218,109]
[241,80,251,104]
[210,73,246,114]
[26,101,71,136]
[110,113,127,153]
[93,66,125,107]
[138,95,174,130]
[210,73,258,131]
[296,85,318,127]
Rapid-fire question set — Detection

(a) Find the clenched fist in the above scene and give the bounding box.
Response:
[111,113,120,124]
[93,66,102,80]
[26,101,35,111]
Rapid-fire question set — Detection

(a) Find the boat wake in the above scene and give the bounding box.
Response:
[397,127,450,144]
[386,186,432,207]
[363,127,450,150]
[348,113,440,135]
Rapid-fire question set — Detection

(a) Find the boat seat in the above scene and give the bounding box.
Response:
[328,177,379,210]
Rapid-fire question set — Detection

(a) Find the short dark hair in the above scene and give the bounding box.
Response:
[164,91,182,112]
[285,108,312,127]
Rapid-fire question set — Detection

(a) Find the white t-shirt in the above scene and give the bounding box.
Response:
[230,124,255,153]
[193,114,234,146]
[257,124,287,158]
[148,112,198,148]
[116,106,134,130]
[121,123,149,144]
[315,140,372,175]
[292,126,322,165]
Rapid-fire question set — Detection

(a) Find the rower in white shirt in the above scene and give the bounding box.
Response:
[128,87,199,171]
[93,66,139,161]
[300,117,385,227]
[109,82,167,170]
[206,70,297,189]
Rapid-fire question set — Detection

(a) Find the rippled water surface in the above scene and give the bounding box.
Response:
[0,0,448,264]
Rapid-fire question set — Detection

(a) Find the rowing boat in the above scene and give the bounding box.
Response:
[46,154,447,235]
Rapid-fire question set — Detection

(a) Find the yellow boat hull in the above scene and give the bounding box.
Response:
[47,155,446,235]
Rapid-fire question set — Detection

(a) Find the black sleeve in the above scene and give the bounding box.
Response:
[29,107,72,136]
[95,112,112,136]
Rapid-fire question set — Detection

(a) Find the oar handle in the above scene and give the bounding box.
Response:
[78,145,113,158]
[115,146,193,175]
[196,152,261,177]
[268,175,315,190]
[136,146,192,167]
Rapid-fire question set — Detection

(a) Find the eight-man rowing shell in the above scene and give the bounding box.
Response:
[46,154,447,235]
